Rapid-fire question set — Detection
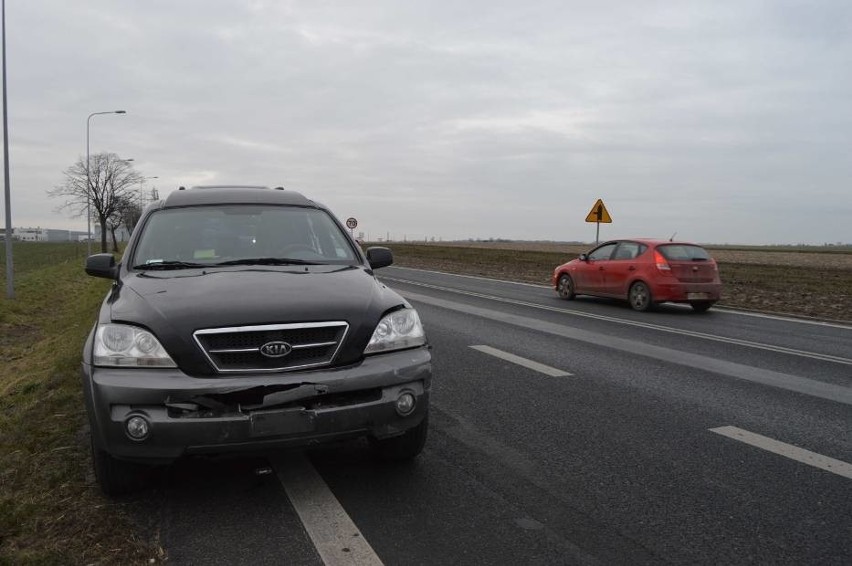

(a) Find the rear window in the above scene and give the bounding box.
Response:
[657,244,711,261]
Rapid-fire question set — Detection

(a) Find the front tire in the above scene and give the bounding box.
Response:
[629,281,653,312]
[91,437,148,496]
[557,274,576,300]
[369,414,428,461]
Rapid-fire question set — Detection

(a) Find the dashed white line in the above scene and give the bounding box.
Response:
[272,453,384,566]
[401,290,852,405]
[710,426,852,480]
[470,345,573,377]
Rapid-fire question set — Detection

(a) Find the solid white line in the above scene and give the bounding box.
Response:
[385,276,852,366]
[272,453,384,566]
[401,290,852,405]
[709,426,852,480]
[470,345,573,377]
[388,265,549,288]
[385,266,852,329]
[712,306,852,330]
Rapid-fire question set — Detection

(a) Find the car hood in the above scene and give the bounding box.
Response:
[105,266,405,375]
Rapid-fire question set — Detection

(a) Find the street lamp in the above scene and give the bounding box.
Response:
[143,177,160,202]
[86,110,126,256]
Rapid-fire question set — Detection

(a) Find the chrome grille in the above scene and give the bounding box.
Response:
[194,322,348,373]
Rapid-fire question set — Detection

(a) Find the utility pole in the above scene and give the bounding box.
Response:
[2,0,14,299]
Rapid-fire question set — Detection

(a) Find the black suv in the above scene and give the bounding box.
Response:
[82,186,431,495]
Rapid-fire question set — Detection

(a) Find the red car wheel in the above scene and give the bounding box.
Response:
[629,281,652,312]
[557,274,576,300]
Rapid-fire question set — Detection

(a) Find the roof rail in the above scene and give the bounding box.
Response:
[189,185,270,190]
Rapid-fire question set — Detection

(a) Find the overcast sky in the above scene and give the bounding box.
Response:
[3,0,851,244]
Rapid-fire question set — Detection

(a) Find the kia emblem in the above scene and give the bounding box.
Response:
[259,341,293,358]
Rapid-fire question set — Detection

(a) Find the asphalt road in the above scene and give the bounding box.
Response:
[131,266,852,565]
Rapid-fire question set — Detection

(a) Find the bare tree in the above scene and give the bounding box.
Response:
[117,193,145,234]
[48,153,144,252]
[106,192,145,250]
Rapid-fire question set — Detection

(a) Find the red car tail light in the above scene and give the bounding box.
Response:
[654,250,673,274]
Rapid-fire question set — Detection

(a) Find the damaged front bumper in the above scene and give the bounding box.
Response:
[82,347,431,464]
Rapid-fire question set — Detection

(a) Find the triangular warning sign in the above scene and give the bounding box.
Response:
[585,199,612,223]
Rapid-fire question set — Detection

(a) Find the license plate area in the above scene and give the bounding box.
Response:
[687,292,709,300]
[250,408,315,437]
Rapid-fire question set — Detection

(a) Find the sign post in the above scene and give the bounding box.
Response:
[345,217,358,239]
[584,199,612,244]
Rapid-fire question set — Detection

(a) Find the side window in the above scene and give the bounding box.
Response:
[588,243,617,261]
[307,214,355,259]
[613,242,641,260]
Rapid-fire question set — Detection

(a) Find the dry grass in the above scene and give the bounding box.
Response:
[430,241,852,269]
[1,243,162,564]
[382,243,852,322]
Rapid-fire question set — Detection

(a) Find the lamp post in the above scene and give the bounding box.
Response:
[3,0,13,298]
[86,110,126,256]
[143,177,159,201]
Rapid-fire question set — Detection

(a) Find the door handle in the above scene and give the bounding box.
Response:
[628,266,636,271]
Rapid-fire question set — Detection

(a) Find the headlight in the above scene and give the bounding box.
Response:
[94,324,177,367]
[364,308,426,354]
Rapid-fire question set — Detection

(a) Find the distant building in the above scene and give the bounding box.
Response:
[14,227,72,242]
[9,227,88,242]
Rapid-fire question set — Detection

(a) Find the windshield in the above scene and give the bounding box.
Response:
[131,205,359,268]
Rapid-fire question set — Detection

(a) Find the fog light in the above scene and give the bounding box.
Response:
[396,392,416,416]
[126,416,150,440]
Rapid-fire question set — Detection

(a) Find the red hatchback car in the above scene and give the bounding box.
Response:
[551,239,722,312]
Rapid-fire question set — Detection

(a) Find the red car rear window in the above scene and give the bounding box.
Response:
[657,244,711,261]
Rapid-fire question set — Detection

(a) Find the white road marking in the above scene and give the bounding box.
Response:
[470,345,573,377]
[401,290,852,406]
[712,306,852,330]
[710,426,852,480]
[388,265,549,289]
[384,276,852,366]
[386,266,852,329]
[272,453,384,566]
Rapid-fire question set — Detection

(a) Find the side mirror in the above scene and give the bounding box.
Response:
[579,253,589,262]
[85,253,118,280]
[365,246,393,269]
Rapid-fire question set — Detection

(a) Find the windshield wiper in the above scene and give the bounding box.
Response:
[133,260,207,270]
[212,257,322,266]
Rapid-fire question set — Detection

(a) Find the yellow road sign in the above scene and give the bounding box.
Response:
[585,199,612,223]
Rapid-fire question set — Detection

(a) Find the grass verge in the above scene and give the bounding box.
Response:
[1,243,161,564]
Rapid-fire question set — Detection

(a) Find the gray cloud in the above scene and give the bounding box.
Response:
[3,0,850,244]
